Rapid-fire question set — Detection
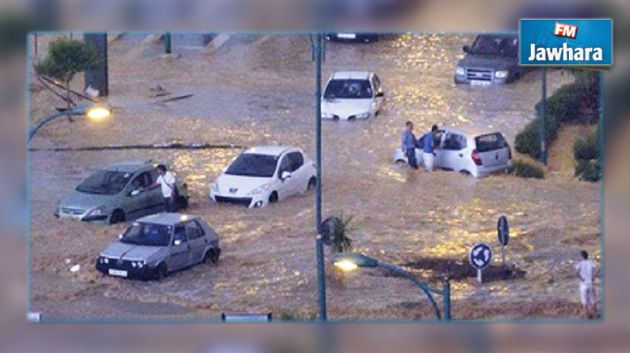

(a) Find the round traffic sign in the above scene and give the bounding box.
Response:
[469,243,492,270]
[498,215,510,246]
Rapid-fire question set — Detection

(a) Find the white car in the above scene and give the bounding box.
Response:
[210,146,317,208]
[393,127,513,178]
[321,71,384,121]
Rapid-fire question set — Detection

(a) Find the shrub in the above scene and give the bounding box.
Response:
[534,74,600,125]
[573,130,599,161]
[508,160,544,179]
[514,115,559,159]
[575,160,601,182]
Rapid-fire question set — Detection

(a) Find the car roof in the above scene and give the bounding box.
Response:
[331,71,371,80]
[243,145,296,156]
[136,213,199,225]
[103,160,153,173]
[443,126,503,138]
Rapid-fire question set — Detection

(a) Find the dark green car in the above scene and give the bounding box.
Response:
[56,161,189,225]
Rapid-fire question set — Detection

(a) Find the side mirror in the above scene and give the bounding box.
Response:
[281,171,292,181]
[463,45,470,53]
[173,239,182,246]
[130,189,141,196]
[376,91,384,97]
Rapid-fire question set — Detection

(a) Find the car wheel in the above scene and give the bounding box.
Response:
[269,191,278,204]
[204,248,221,265]
[459,170,472,177]
[307,177,317,191]
[176,196,188,210]
[155,263,168,281]
[109,209,125,225]
[395,159,407,166]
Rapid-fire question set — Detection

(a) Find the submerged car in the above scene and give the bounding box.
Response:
[321,71,384,121]
[325,33,379,43]
[393,127,513,178]
[56,161,189,225]
[454,33,523,85]
[209,146,316,208]
[96,213,221,280]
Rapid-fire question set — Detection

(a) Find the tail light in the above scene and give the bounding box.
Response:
[472,149,482,166]
[507,144,512,160]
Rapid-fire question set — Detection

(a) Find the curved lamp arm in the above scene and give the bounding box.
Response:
[28,109,84,142]
[378,263,442,320]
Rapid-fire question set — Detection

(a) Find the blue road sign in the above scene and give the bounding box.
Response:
[469,243,492,270]
[498,216,510,246]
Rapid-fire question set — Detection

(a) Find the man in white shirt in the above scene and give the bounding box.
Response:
[155,164,177,212]
[575,250,597,319]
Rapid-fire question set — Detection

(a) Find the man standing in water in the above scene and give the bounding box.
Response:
[575,250,597,318]
[155,164,178,212]
[421,125,439,173]
[401,121,418,169]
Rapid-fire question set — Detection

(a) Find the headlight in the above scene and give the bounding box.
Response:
[355,112,371,119]
[87,206,105,216]
[456,66,465,76]
[495,70,509,79]
[210,182,219,192]
[248,183,272,196]
[131,261,145,268]
[99,256,109,264]
[322,112,334,119]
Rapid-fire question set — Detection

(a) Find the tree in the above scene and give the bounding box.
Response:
[329,213,354,254]
[35,37,100,120]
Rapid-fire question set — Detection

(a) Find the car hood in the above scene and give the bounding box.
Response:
[59,189,117,212]
[321,98,373,117]
[458,54,516,71]
[215,174,273,197]
[100,241,164,261]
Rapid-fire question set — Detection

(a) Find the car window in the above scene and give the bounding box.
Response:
[121,222,172,247]
[149,170,159,184]
[131,172,151,190]
[324,79,373,99]
[475,133,508,152]
[278,155,292,175]
[443,133,467,150]
[288,152,304,172]
[173,225,187,244]
[186,221,205,240]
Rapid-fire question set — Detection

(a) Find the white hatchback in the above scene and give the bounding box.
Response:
[393,128,513,178]
[210,146,317,208]
[321,71,384,121]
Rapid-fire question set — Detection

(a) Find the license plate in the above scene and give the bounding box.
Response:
[108,269,128,277]
[338,33,356,39]
[471,80,491,86]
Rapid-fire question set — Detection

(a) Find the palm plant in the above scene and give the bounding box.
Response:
[329,213,354,254]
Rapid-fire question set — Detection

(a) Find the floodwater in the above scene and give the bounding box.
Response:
[29,34,599,320]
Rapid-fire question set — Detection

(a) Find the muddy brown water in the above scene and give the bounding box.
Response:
[29,34,599,320]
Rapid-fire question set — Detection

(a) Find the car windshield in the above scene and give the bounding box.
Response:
[225,153,278,177]
[324,79,373,99]
[120,222,172,247]
[75,169,132,195]
[470,36,518,57]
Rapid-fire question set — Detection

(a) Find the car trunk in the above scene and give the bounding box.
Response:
[474,133,510,167]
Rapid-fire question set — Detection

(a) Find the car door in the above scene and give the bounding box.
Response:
[124,172,152,219]
[169,224,190,271]
[475,133,510,167]
[287,151,306,195]
[276,154,296,199]
[372,74,384,112]
[439,132,468,171]
[185,220,207,264]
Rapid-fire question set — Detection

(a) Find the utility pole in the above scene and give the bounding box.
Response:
[84,33,109,96]
[540,68,548,165]
[164,32,172,54]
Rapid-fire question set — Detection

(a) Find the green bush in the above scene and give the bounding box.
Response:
[575,160,601,182]
[514,115,559,159]
[534,74,599,125]
[573,130,599,161]
[508,160,545,179]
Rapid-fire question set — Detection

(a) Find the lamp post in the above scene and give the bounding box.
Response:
[28,103,112,143]
[332,253,452,321]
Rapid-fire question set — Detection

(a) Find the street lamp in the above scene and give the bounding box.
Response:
[28,103,112,142]
[332,252,451,321]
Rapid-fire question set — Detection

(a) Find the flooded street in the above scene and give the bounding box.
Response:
[29,34,599,320]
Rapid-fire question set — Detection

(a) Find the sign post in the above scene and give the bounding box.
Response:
[497,215,510,265]
[469,243,492,284]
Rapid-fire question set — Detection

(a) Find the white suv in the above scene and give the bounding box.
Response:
[393,128,513,178]
[210,146,317,208]
[321,71,384,121]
